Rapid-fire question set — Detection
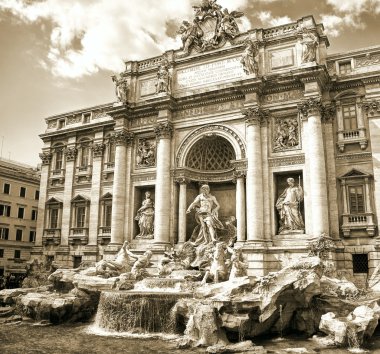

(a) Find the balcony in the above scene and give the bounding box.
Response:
[337,129,368,152]
[69,227,89,245]
[42,229,61,245]
[103,162,115,180]
[342,213,376,237]
[49,169,65,186]
[98,226,111,245]
[75,165,92,183]
[343,130,360,139]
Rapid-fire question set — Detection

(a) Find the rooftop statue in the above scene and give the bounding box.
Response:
[241,40,259,76]
[301,28,319,63]
[177,0,244,57]
[111,74,128,103]
[155,60,172,94]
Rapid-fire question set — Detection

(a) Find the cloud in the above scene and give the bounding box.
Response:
[0,0,253,78]
[257,11,292,27]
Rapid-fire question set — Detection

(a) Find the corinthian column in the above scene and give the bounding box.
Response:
[233,170,246,242]
[242,107,268,243]
[110,130,134,245]
[154,122,173,246]
[298,97,329,236]
[175,177,189,244]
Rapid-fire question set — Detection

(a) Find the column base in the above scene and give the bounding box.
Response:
[152,241,172,252]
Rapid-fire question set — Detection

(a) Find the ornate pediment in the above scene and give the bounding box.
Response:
[46,197,63,205]
[71,194,90,203]
[339,169,372,179]
[177,0,244,57]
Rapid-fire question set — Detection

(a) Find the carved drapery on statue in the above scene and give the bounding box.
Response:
[112,74,129,103]
[155,60,172,94]
[177,0,244,57]
[276,177,304,234]
[273,117,300,152]
[135,191,154,239]
[136,138,156,168]
[241,40,259,76]
[300,28,318,63]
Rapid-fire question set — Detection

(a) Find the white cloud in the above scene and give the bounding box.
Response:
[0,0,253,78]
[257,11,292,27]
[326,0,367,13]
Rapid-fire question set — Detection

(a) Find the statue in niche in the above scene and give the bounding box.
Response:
[217,8,243,39]
[111,74,128,103]
[94,241,138,277]
[241,40,259,76]
[301,28,318,63]
[136,139,156,167]
[276,177,304,234]
[135,191,155,239]
[186,184,224,245]
[155,60,172,94]
[273,117,299,152]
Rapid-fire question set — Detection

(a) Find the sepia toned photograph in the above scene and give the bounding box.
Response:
[1,0,380,353]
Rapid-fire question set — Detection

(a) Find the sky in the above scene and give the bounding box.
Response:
[0,0,380,166]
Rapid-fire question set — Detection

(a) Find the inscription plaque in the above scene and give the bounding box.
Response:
[140,79,156,97]
[270,48,294,70]
[176,57,244,90]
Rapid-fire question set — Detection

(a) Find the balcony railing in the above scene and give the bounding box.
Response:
[343,130,360,139]
[98,226,111,245]
[69,227,89,245]
[342,213,376,237]
[42,229,61,245]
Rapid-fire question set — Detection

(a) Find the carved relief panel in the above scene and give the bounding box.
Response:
[135,137,156,168]
[272,116,301,153]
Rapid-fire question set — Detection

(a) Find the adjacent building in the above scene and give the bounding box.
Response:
[0,158,40,276]
[32,10,380,287]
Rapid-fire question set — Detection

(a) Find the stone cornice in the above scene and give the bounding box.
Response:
[242,106,270,126]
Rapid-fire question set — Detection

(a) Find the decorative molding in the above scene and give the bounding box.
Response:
[321,104,336,123]
[174,176,191,184]
[176,124,246,167]
[232,170,246,179]
[47,121,57,129]
[39,152,52,165]
[242,107,270,126]
[362,100,380,116]
[64,146,77,161]
[268,154,305,167]
[66,115,81,125]
[336,152,373,161]
[272,116,301,152]
[154,122,173,139]
[131,173,156,182]
[297,97,322,117]
[173,168,234,183]
[355,53,380,68]
[136,137,156,168]
[112,130,135,146]
[91,143,105,157]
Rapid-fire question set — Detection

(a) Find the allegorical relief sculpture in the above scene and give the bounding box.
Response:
[186,184,224,245]
[135,191,155,239]
[136,138,156,167]
[276,177,304,234]
[241,40,259,76]
[273,117,300,152]
[111,74,128,103]
[177,0,244,57]
[301,28,318,63]
[155,60,172,94]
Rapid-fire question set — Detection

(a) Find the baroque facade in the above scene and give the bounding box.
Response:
[34,11,380,286]
[0,158,40,276]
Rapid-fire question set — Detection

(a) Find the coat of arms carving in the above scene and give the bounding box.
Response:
[177,0,244,57]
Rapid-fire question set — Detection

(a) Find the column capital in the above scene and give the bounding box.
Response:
[297,97,323,118]
[64,146,77,161]
[154,121,173,139]
[174,176,190,184]
[321,103,336,123]
[91,142,105,157]
[232,170,246,183]
[242,106,269,126]
[39,151,52,165]
[112,130,134,146]
[362,99,380,116]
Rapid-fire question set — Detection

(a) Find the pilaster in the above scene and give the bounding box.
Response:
[175,177,190,244]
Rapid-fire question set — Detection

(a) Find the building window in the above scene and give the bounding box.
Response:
[29,230,36,242]
[108,141,115,164]
[0,228,9,240]
[31,209,38,221]
[73,256,82,268]
[352,254,368,274]
[339,61,352,75]
[0,249,3,258]
[76,206,86,228]
[16,229,23,241]
[55,149,63,170]
[71,195,89,229]
[17,207,24,219]
[342,104,358,131]
[0,204,11,217]
[58,119,65,129]
[104,204,112,227]
[14,250,21,259]
[79,143,91,168]
[49,208,59,229]
[3,183,10,194]
[348,185,365,214]
[35,190,40,200]
[20,187,26,198]
[100,193,112,229]
[83,113,91,124]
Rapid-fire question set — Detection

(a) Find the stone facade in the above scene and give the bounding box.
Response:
[0,158,40,276]
[34,13,380,285]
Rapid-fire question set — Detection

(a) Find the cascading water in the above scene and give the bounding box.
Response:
[94,291,192,334]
